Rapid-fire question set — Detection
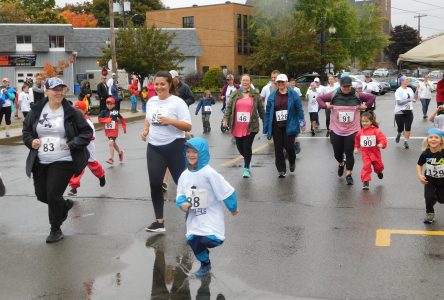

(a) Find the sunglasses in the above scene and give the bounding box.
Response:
[276,81,285,84]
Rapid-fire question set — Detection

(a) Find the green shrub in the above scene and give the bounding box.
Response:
[203,67,223,89]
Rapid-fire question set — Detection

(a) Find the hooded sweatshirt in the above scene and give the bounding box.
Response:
[176,137,237,241]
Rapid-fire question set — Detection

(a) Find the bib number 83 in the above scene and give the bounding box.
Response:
[43,143,55,152]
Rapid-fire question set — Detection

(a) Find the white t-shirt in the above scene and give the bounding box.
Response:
[107,78,114,95]
[293,87,302,97]
[86,119,96,162]
[36,103,72,164]
[394,87,415,114]
[324,83,339,95]
[434,115,444,131]
[418,82,432,99]
[145,95,192,146]
[363,81,380,94]
[260,82,277,107]
[177,165,235,241]
[306,89,319,113]
[18,91,31,112]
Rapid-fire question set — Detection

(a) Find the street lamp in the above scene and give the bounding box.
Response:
[319,17,336,83]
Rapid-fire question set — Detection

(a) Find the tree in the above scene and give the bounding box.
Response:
[100,24,185,87]
[20,0,63,23]
[202,67,223,90]
[60,9,98,27]
[0,0,28,23]
[387,25,421,65]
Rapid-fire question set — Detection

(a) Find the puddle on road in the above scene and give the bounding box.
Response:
[87,234,298,300]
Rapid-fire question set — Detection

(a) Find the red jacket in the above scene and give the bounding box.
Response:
[98,109,127,138]
[354,125,387,150]
[436,79,444,102]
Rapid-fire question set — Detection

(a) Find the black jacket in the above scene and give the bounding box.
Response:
[177,81,195,107]
[97,82,108,100]
[23,98,93,177]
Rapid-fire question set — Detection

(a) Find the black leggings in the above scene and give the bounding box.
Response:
[424,183,444,213]
[235,133,256,168]
[272,122,296,172]
[395,111,413,133]
[147,138,186,219]
[0,106,12,125]
[330,131,356,171]
[325,109,331,130]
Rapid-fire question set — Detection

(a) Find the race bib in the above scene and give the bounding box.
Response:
[39,137,61,153]
[236,112,250,123]
[186,189,208,209]
[275,110,288,122]
[204,106,212,112]
[425,163,444,178]
[148,106,169,125]
[403,103,412,110]
[338,111,354,123]
[105,121,115,130]
[360,135,376,147]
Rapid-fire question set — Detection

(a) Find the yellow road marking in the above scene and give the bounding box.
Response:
[221,141,273,167]
[375,229,444,247]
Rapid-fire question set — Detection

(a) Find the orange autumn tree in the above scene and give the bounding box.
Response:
[43,59,71,78]
[60,9,98,28]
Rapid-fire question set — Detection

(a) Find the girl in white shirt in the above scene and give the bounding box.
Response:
[306,82,319,136]
[18,85,31,118]
[417,74,433,119]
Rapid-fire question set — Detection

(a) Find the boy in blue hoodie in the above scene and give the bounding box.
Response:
[195,90,215,133]
[176,137,239,277]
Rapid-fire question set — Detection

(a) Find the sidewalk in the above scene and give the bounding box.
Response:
[0,99,145,145]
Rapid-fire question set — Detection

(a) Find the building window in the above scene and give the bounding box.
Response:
[237,14,242,30]
[16,35,32,52]
[17,35,31,44]
[243,15,248,32]
[49,36,65,49]
[183,16,194,28]
[237,38,242,54]
[238,65,243,75]
[202,66,209,73]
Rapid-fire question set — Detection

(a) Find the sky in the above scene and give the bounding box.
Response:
[56,0,443,39]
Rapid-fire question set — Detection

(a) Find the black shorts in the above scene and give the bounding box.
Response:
[0,106,12,125]
[108,137,117,141]
[309,112,318,122]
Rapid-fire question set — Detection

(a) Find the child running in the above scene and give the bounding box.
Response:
[68,101,106,196]
[354,112,387,190]
[195,90,215,134]
[98,97,127,165]
[428,105,444,131]
[417,128,444,224]
[176,137,239,277]
[306,82,319,136]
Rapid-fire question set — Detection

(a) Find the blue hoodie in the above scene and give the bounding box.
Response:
[177,137,238,212]
[195,97,215,115]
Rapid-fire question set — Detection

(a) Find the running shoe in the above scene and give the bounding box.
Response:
[46,229,64,244]
[162,182,168,193]
[62,199,75,223]
[196,263,212,278]
[294,142,301,155]
[311,129,315,136]
[362,181,369,190]
[118,150,124,162]
[0,172,5,197]
[145,221,166,232]
[278,171,286,178]
[5,132,10,138]
[338,163,345,177]
[404,141,409,149]
[106,158,114,164]
[290,164,295,172]
[395,132,401,143]
[423,115,427,119]
[242,168,250,178]
[377,172,383,179]
[346,175,354,185]
[424,212,435,224]
[99,176,106,187]
[68,188,77,196]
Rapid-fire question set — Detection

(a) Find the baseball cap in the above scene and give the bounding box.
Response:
[45,77,67,89]
[310,82,317,88]
[356,82,363,88]
[112,73,116,76]
[106,97,115,104]
[169,70,179,78]
[314,77,320,82]
[2,77,9,82]
[74,100,87,111]
[340,76,352,87]
[275,74,288,82]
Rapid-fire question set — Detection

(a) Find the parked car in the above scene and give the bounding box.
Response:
[387,77,417,92]
[371,78,390,95]
[295,72,320,90]
[388,69,398,76]
[373,68,389,77]
[429,70,443,80]
[362,69,374,76]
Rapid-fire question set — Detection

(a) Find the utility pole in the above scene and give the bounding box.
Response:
[319,16,325,84]
[414,14,427,38]
[121,0,126,28]
[109,0,117,75]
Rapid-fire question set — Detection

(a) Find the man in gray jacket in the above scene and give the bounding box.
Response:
[32,75,45,104]
[169,70,195,107]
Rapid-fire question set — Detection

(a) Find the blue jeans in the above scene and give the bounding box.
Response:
[187,235,223,264]
[420,98,431,116]
[131,101,137,112]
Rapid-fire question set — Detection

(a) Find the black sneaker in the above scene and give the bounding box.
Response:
[346,175,354,185]
[338,163,345,177]
[294,142,301,155]
[278,171,286,178]
[99,176,106,187]
[62,199,75,223]
[424,212,435,224]
[362,181,369,190]
[0,172,5,197]
[46,229,64,243]
[311,129,315,136]
[290,164,295,172]
[377,172,383,179]
[395,132,401,143]
[404,141,409,149]
[162,182,168,193]
[68,188,77,196]
[145,221,166,232]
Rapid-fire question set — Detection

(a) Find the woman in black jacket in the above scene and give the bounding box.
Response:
[23,77,93,243]
[78,81,92,108]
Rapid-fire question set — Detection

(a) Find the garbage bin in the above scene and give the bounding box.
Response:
[74,83,80,95]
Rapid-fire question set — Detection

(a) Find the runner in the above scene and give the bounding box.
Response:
[394,76,415,149]
[141,71,192,233]
[195,90,216,134]
[428,105,444,131]
[306,82,319,137]
[317,76,375,185]
[417,74,433,119]
[354,112,387,190]
[98,97,127,164]
[260,70,279,107]
[323,75,339,137]
[223,74,264,178]
[263,74,305,177]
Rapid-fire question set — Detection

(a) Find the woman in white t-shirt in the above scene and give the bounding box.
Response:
[141,71,192,233]
[394,76,415,149]
[417,74,433,119]
[18,84,31,118]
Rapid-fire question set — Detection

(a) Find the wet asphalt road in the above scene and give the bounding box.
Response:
[1,93,444,300]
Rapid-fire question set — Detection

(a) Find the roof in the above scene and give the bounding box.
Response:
[398,34,444,68]
[0,24,202,58]
[150,2,252,12]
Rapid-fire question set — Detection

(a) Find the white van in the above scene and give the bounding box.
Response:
[85,69,130,92]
